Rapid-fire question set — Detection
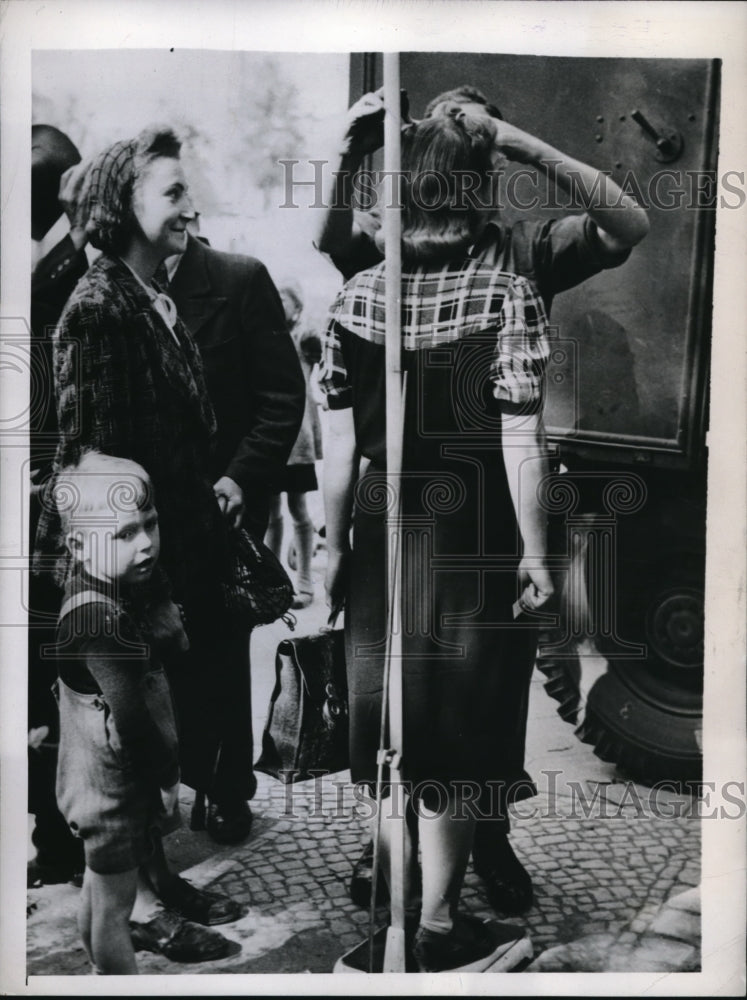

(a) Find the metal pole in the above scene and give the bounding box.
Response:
[381,50,407,975]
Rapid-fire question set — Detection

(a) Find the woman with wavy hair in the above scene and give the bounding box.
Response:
[321,106,553,973]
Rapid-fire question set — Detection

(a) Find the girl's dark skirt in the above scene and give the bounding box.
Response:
[345,457,538,805]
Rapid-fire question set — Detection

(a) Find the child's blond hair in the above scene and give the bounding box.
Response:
[54,450,154,532]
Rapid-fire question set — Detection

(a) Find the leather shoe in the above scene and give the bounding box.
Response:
[205,799,253,845]
[158,874,246,926]
[413,914,532,973]
[130,908,240,962]
[27,858,83,889]
[472,835,533,916]
[349,840,389,909]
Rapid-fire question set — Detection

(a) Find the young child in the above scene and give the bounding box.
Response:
[265,282,323,610]
[52,450,187,974]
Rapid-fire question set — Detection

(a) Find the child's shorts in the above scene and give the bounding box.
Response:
[54,671,180,875]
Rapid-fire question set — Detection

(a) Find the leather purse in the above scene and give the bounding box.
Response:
[254,625,348,782]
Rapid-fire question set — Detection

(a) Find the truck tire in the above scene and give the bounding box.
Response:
[537,550,704,784]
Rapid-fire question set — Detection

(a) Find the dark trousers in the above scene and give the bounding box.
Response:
[28,486,84,871]
[166,622,256,803]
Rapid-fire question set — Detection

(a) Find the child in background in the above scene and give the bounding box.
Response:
[52,450,187,974]
[265,282,323,609]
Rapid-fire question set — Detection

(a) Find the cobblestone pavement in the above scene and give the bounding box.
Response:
[26,556,704,978]
[529,885,701,973]
[26,768,702,977]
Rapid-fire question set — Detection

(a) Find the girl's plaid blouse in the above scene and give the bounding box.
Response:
[320,258,549,412]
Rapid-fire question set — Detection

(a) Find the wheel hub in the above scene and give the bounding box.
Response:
[647,589,703,669]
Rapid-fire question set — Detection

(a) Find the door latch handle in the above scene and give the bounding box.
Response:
[631,109,683,162]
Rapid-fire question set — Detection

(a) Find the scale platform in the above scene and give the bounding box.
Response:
[334,922,533,974]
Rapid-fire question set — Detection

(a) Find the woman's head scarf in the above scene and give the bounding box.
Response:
[82,126,181,255]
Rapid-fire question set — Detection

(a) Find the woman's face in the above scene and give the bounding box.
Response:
[131,156,193,258]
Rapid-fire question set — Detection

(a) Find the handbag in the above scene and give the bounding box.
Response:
[254,623,348,782]
[223,527,295,629]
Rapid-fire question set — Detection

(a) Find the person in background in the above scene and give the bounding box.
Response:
[316,83,649,919]
[31,125,89,355]
[264,281,323,610]
[28,125,90,889]
[164,229,305,840]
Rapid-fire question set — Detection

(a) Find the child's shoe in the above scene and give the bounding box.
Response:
[130,908,239,962]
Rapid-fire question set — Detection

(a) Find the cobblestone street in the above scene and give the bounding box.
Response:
[26,567,705,982]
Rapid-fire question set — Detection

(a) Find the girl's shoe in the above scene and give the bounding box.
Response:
[412,914,532,973]
[472,833,534,915]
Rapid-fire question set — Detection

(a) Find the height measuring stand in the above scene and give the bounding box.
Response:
[335,53,409,975]
[380,49,407,972]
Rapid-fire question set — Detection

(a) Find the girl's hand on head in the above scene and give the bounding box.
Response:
[341,88,412,159]
[341,89,386,158]
[491,120,542,165]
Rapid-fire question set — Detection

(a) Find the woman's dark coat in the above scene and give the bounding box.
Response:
[34,253,228,620]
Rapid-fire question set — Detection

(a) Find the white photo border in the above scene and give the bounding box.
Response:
[1,1,745,995]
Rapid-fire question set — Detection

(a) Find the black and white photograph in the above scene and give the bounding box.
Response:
[1,1,745,994]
